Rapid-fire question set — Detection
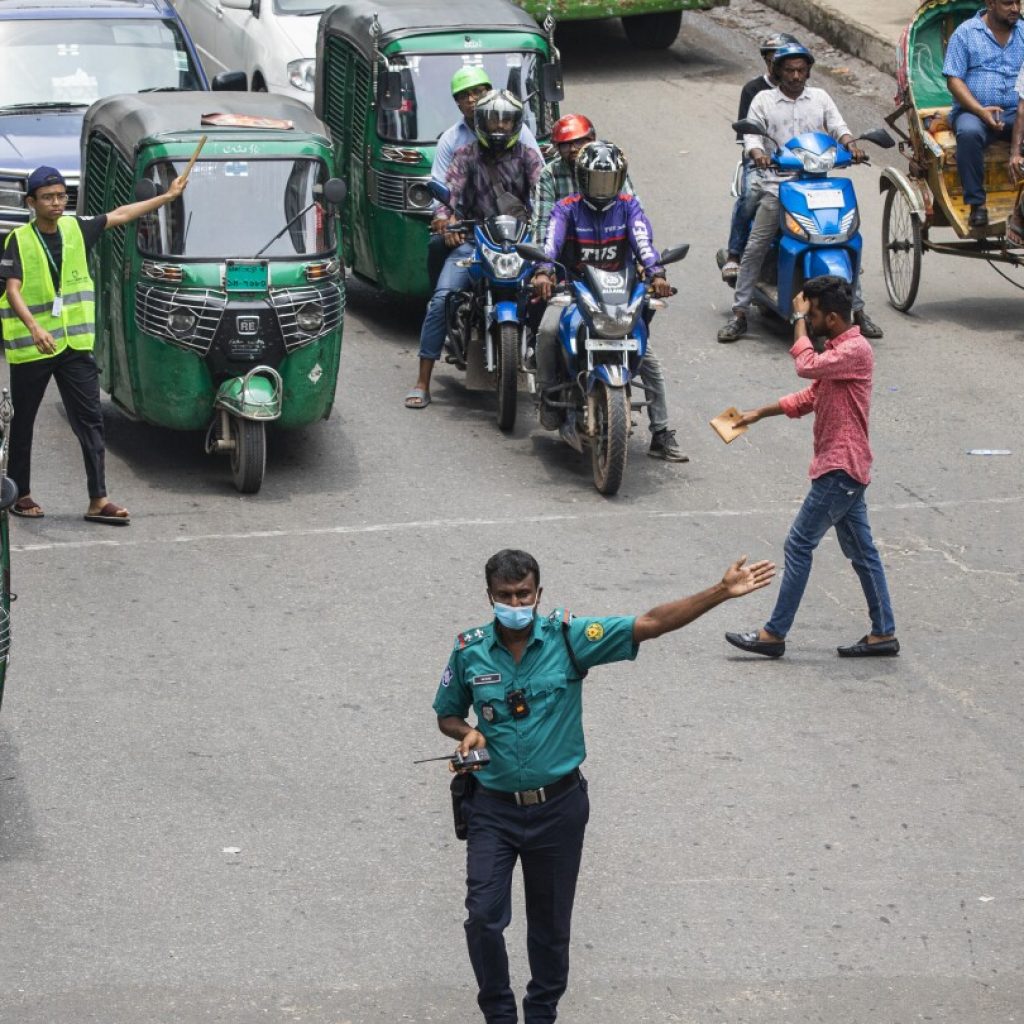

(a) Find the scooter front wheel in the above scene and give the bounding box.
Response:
[495,322,518,432]
[230,416,267,494]
[591,381,629,496]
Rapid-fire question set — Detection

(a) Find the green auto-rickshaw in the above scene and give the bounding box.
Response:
[314,0,562,299]
[79,92,347,493]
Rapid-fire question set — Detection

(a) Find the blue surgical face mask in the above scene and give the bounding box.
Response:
[492,600,537,631]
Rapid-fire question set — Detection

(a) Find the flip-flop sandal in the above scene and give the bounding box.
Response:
[84,502,130,526]
[405,387,431,409]
[1008,218,1024,246]
[11,498,44,518]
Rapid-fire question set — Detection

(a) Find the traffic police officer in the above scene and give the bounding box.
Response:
[433,548,776,1024]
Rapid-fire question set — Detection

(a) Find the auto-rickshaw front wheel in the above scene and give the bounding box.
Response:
[229,416,267,494]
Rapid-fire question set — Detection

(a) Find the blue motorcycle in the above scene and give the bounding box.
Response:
[516,243,688,495]
[427,182,535,431]
[718,121,894,319]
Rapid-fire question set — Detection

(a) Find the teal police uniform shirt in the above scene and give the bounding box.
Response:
[432,609,639,792]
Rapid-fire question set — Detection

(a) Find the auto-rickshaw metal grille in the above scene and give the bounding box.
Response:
[136,286,227,355]
[270,283,345,352]
[369,169,432,215]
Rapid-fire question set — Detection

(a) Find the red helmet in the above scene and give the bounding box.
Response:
[551,113,595,145]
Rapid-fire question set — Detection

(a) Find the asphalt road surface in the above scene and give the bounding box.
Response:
[1,3,1021,1022]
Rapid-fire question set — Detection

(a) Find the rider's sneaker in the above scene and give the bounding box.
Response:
[721,258,741,284]
[854,309,884,339]
[717,313,747,343]
[648,429,689,462]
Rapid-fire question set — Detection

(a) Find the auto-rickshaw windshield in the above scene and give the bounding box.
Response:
[378,51,542,144]
[137,158,337,258]
[0,20,203,107]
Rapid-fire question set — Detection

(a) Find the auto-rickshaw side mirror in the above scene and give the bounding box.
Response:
[134,179,163,201]
[540,62,564,104]
[212,70,248,92]
[322,178,347,206]
[427,179,451,206]
[380,70,404,112]
[859,128,896,149]
[0,476,18,513]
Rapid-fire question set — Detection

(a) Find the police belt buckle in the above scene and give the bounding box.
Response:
[515,787,546,807]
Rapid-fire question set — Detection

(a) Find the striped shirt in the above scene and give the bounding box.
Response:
[779,326,875,485]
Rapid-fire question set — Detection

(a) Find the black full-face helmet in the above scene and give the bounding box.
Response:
[575,140,627,211]
[474,89,524,152]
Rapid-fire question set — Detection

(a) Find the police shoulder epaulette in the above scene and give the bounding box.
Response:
[455,625,488,650]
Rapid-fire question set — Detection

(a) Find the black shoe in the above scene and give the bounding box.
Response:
[725,630,785,658]
[968,204,989,228]
[648,428,689,462]
[837,635,900,657]
[854,309,883,339]
[717,314,747,343]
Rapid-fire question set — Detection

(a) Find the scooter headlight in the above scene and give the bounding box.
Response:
[482,247,524,280]
[792,147,836,174]
[167,306,197,338]
[296,302,324,333]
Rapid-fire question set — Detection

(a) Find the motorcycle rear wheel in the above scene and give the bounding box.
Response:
[495,322,518,432]
[591,382,629,496]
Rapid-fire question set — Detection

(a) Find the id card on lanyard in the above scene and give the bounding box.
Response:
[32,223,63,317]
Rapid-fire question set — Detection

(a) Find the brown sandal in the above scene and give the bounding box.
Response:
[11,497,44,518]
[83,502,130,526]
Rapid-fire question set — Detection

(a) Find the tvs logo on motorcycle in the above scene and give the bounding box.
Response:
[236,316,259,335]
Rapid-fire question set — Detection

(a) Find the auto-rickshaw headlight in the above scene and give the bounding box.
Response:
[287,59,316,93]
[296,302,324,333]
[406,182,433,211]
[168,307,198,338]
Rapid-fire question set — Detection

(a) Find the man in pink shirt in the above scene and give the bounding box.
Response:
[723,275,898,658]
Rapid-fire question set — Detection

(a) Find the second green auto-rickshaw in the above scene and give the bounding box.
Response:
[315,0,561,299]
[79,92,347,493]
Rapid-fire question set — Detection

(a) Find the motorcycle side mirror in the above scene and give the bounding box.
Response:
[322,178,347,205]
[0,476,19,512]
[134,179,163,201]
[427,179,451,205]
[858,128,896,149]
[732,118,767,137]
[380,70,404,112]
[211,70,248,92]
[516,242,547,262]
[659,243,690,265]
[540,62,565,104]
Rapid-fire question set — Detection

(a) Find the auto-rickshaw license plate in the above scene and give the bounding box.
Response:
[224,260,269,292]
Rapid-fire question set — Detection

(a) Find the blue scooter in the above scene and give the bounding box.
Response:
[718,120,894,319]
[427,181,535,432]
[516,243,689,496]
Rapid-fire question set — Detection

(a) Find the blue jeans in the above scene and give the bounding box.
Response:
[418,242,475,361]
[765,470,895,639]
[726,160,759,257]
[952,109,1016,207]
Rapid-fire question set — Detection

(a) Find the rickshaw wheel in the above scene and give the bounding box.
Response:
[495,323,518,433]
[230,417,266,494]
[882,187,923,312]
[591,382,629,497]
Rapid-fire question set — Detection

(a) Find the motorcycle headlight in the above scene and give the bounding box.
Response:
[482,248,524,280]
[792,147,836,174]
[296,302,324,333]
[167,307,197,338]
[581,293,643,339]
[287,58,316,93]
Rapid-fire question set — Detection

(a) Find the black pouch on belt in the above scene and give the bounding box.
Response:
[450,771,476,841]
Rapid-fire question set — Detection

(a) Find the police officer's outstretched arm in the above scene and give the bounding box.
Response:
[632,557,775,643]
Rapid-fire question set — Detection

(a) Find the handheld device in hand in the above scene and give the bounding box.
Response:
[451,748,490,769]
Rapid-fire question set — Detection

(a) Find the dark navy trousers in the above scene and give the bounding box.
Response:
[463,776,590,1024]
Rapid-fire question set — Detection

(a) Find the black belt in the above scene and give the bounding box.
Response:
[477,769,581,807]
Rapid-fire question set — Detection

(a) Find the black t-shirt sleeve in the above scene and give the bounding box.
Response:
[77,214,108,252]
[0,233,19,283]
[735,77,772,139]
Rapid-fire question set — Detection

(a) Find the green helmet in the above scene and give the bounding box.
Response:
[451,65,492,98]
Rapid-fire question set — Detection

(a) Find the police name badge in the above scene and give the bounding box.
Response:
[473,673,501,687]
[585,622,604,642]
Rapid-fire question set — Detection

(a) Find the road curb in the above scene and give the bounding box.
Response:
[756,0,899,77]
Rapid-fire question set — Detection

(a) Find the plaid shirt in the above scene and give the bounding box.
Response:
[944,11,1024,116]
[439,141,544,222]
[531,156,635,242]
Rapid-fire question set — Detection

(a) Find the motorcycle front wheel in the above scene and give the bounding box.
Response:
[495,322,518,432]
[591,381,629,496]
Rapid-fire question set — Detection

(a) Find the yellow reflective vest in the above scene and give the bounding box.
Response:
[0,218,96,364]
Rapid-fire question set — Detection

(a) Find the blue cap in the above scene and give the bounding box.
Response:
[26,166,65,196]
